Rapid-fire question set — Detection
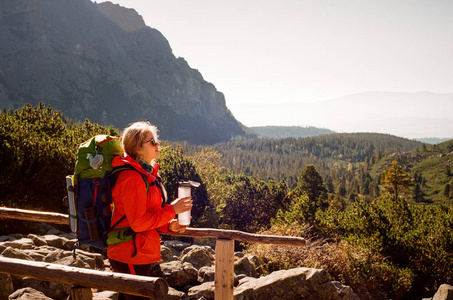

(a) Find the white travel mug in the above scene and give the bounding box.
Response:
[177,182,192,225]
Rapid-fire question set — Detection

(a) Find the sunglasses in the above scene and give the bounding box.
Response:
[143,137,159,146]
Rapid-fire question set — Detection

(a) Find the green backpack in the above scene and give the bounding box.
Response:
[67,134,150,254]
[68,135,124,250]
[74,135,123,180]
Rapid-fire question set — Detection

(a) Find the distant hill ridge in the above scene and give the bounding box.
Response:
[0,0,245,144]
[233,92,453,140]
[250,126,451,144]
[414,137,452,144]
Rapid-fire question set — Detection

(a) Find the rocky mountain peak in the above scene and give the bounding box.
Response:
[0,0,245,144]
[97,2,146,32]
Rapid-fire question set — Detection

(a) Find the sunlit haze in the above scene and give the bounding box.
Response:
[95,0,453,138]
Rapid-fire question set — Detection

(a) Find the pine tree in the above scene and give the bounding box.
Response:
[337,180,347,197]
[325,175,334,193]
[412,183,425,203]
[297,165,328,209]
[380,161,412,199]
[443,183,451,199]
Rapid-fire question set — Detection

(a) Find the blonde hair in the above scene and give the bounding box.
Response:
[121,121,159,161]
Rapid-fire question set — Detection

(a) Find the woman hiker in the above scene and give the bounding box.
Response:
[107,121,192,300]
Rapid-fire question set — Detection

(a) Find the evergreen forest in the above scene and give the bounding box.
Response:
[1,103,452,300]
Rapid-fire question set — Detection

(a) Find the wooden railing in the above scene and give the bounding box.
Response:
[0,207,306,300]
[0,256,167,299]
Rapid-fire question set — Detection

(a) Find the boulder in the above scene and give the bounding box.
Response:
[42,235,67,249]
[1,246,34,261]
[53,255,91,269]
[161,245,177,262]
[198,266,215,283]
[245,254,263,276]
[93,290,118,300]
[8,234,25,240]
[0,273,14,298]
[0,236,11,242]
[161,261,198,287]
[331,281,361,300]
[163,240,191,256]
[149,262,165,278]
[18,277,71,300]
[43,249,72,263]
[44,226,66,236]
[8,287,52,300]
[181,245,215,256]
[188,281,215,300]
[193,238,216,249]
[62,238,78,251]
[166,287,188,300]
[181,247,214,270]
[20,250,46,261]
[1,238,34,250]
[433,284,453,300]
[238,276,255,286]
[73,249,105,269]
[28,234,47,247]
[33,246,56,256]
[234,256,258,278]
[197,266,239,287]
[233,267,360,300]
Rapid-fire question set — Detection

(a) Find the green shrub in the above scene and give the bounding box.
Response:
[250,175,452,299]
[0,103,116,234]
[157,144,208,225]
[316,197,452,298]
[220,174,288,233]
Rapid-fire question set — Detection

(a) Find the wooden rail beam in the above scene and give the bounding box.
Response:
[0,207,306,246]
[0,256,168,299]
[166,228,306,247]
[0,207,68,225]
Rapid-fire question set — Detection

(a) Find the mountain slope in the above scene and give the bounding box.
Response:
[370,139,453,204]
[0,0,245,144]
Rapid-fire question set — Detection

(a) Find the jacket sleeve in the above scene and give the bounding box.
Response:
[156,210,177,233]
[116,171,175,232]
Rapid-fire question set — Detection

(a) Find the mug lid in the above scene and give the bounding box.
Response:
[179,180,201,188]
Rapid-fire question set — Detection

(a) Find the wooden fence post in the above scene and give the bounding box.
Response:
[214,239,235,300]
[70,286,92,300]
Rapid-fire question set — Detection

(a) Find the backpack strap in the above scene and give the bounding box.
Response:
[110,165,150,193]
[106,214,138,257]
[108,214,126,232]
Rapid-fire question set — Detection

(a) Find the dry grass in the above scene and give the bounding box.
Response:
[246,225,414,300]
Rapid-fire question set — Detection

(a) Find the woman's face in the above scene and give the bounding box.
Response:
[138,131,160,163]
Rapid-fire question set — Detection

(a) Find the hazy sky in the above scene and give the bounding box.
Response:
[96,0,453,134]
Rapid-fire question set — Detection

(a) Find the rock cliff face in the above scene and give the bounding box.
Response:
[0,0,245,144]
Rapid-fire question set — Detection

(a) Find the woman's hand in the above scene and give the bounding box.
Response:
[168,219,189,233]
[170,196,193,214]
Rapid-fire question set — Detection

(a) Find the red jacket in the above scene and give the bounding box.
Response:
[107,154,175,264]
